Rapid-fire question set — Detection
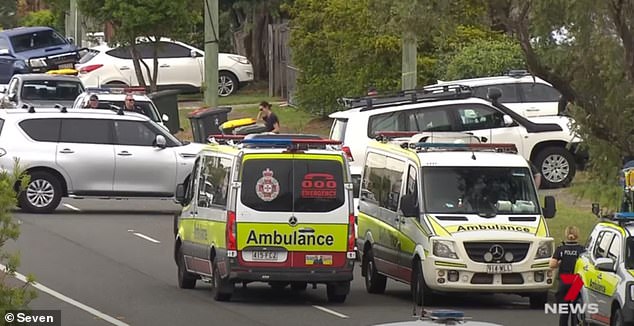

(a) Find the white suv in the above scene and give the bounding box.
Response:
[0,108,204,213]
[75,38,254,96]
[435,71,562,117]
[329,85,586,189]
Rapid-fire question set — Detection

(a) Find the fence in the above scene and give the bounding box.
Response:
[268,22,299,106]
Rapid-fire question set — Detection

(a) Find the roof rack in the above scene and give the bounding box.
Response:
[505,69,531,78]
[54,104,67,113]
[409,142,518,154]
[338,84,473,112]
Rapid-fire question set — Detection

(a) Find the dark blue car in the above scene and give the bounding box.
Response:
[0,26,82,84]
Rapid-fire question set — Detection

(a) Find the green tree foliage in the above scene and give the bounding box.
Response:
[289,0,401,115]
[19,9,56,28]
[0,163,36,313]
[443,37,525,80]
[0,0,18,29]
[77,0,199,91]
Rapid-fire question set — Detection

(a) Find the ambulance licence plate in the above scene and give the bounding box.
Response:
[486,264,512,274]
[252,251,278,261]
[58,63,74,69]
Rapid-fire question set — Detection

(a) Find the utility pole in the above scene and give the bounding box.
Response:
[68,0,82,47]
[204,0,219,107]
[402,31,417,90]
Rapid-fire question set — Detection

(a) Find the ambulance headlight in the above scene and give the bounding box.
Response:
[629,284,634,301]
[433,239,458,259]
[535,240,553,259]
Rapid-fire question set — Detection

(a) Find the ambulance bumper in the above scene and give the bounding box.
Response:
[228,269,354,283]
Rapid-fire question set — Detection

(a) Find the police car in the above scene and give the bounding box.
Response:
[356,132,557,308]
[173,134,356,302]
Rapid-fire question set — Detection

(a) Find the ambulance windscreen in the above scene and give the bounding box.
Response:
[422,167,539,215]
[240,159,345,212]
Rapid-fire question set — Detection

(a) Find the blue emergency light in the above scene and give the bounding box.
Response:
[615,212,634,219]
[429,309,465,320]
[241,138,341,146]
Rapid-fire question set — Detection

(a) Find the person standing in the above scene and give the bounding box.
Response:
[256,101,280,133]
[550,226,586,326]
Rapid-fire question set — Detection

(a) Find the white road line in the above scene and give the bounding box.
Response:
[132,232,161,244]
[62,203,81,211]
[312,305,349,319]
[0,263,129,326]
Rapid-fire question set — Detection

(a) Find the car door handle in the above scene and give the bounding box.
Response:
[117,151,132,156]
[59,148,74,154]
[159,64,170,68]
[526,108,540,112]
[119,66,130,71]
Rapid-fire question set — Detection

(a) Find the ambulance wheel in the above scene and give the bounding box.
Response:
[212,263,233,301]
[529,292,548,309]
[176,248,197,289]
[412,261,432,306]
[611,307,624,326]
[291,282,307,291]
[18,171,62,213]
[327,282,349,303]
[364,249,387,294]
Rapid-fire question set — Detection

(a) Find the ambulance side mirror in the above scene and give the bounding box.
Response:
[592,203,600,217]
[595,257,616,273]
[543,195,556,218]
[175,184,186,204]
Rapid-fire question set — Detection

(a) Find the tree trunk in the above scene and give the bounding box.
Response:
[129,43,146,88]
[150,41,159,93]
[250,6,269,81]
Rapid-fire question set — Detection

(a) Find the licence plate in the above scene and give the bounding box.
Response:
[486,264,512,274]
[58,63,74,69]
[252,251,278,261]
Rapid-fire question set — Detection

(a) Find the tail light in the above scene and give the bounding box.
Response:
[79,64,103,74]
[347,213,356,259]
[226,211,237,255]
[342,146,354,161]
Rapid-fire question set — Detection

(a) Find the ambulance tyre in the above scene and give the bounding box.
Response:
[364,249,387,294]
[529,292,548,309]
[611,307,624,326]
[212,263,233,302]
[176,248,197,289]
[290,282,307,291]
[412,261,432,306]
[326,282,349,303]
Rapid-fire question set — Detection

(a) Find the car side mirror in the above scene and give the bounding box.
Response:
[190,50,197,58]
[487,87,502,102]
[595,257,616,273]
[175,184,185,204]
[67,36,75,45]
[155,134,167,148]
[543,195,556,218]
[0,86,5,94]
[503,115,514,126]
[8,93,16,102]
[162,113,169,122]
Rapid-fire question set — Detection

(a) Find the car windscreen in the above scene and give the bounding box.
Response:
[10,30,68,53]
[422,166,539,215]
[240,158,345,212]
[109,100,160,122]
[625,237,634,269]
[21,80,84,101]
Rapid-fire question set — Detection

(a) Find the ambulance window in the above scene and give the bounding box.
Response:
[625,237,634,269]
[400,165,419,217]
[294,159,344,212]
[240,159,293,212]
[361,152,385,206]
[608,235,622,261]
[383,157,404,212]
[198,156,231,208]
[594,231,615,259]
[184,157,200,206]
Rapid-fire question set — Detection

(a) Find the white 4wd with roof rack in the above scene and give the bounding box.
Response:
[329,85,586,189]
[0,107,204,213]
[434,70,563,117]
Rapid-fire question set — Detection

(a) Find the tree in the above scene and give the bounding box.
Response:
[19,9,56,28]
[0,162,36,314]
[443,36,525,80]
[77,0,199,92]
[0,0,18,29]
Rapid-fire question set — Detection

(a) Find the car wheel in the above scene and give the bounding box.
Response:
[18,171,62,213]
[176,247,197,289]
[535,146,576,189]
[363,249,387,294]
[211,262,233,301]
[326,282,349,303]
[612,307,624,326]
[218,72,238,97]
[411,261,432,306]
[529,292,548,309]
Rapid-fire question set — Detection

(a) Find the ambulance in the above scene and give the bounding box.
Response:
[356,132,557,309]
[173,134,356,302]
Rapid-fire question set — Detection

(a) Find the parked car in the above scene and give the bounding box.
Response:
[0,26,83,84]
[75,38,254,96]
[0,74,85,109]
[0,108,205,213]
[329,84,586,189]
[434,70,563,117]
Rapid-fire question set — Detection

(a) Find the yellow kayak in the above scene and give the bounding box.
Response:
[220,118,256,130]
[46,68,79,76]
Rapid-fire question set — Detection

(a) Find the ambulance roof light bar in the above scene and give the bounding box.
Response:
[207,134,245,145]
[240,137,342,146]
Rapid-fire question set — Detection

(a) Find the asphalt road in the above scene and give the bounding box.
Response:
[5,199,559,326]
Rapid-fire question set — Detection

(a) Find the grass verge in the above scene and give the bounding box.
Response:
[542,194,597,245]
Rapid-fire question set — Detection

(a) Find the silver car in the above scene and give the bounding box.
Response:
[0,74,85,109]
[0,108,204,213]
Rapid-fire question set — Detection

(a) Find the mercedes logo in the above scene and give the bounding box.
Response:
[484,244,505,262]
[288,216,298,227]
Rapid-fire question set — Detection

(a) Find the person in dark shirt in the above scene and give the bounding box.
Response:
[256,101,280,133]
[550,225,586,326]
[124,94,146,115]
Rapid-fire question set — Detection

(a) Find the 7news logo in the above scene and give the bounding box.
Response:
[544,274,599,315]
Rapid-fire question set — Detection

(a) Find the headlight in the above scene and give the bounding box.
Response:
[433,239,458,259]
[535,240,553,259]
[228,55,250,65]
[28,58,47,68]
[13,60,27,70]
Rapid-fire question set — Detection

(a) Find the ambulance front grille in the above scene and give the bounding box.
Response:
[463,242,530,263]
